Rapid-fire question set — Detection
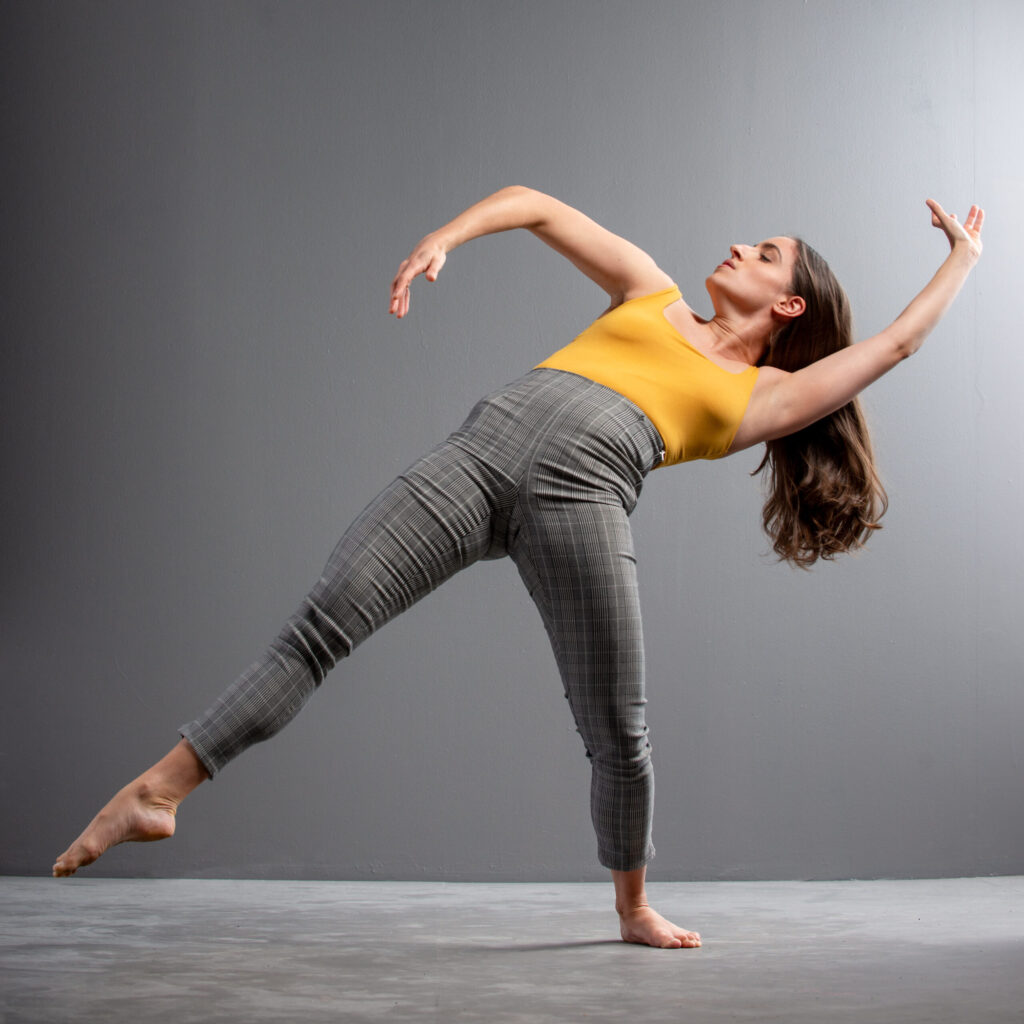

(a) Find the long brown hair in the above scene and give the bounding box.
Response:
[754,239,887,568]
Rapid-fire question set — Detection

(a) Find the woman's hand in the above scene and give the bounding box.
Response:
[926,199,984,263]
[389,234,448,319]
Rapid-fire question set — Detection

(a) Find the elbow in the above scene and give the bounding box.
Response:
[513,187,558,230]
[492,184,537,209]
[886,328,918,363]
[894,336,920,361]
[503,184,538,200]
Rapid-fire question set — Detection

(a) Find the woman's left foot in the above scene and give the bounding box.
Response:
[618,906,701,949]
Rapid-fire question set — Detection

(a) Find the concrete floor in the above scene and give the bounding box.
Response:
[2,876,1023,1023]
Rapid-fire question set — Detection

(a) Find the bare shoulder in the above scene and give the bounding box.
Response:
[754,365,789,385]
[618,268,677,303]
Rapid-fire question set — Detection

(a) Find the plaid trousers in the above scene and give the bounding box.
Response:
[180,368,666,871]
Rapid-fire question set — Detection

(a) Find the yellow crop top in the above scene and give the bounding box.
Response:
[535,285,759,466]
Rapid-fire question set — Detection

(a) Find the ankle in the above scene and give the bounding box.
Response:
[616,897,650,918]
[611,866,650,917]
[140,739,209,804]
[132,774,179,808]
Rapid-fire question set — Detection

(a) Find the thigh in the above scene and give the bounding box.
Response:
[179,441,500,775]
[293,440,498,669]
[509,495,649,761]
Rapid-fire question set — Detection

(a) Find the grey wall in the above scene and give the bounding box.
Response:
[4,0,1021,881]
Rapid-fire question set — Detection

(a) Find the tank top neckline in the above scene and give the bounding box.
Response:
[624,285,758,379]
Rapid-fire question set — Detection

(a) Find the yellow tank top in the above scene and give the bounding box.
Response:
[535,285,759,466]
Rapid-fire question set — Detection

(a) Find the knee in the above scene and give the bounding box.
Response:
[272,598,355,687]
[581,715,653,779]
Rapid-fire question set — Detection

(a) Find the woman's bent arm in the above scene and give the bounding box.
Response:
[389,186,671,318]
[739,200,984,446]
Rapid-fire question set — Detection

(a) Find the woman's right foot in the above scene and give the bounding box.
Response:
[618,905,702,949]
[52,777,179,876]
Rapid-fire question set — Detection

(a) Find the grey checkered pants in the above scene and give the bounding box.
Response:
[180,368,666,871]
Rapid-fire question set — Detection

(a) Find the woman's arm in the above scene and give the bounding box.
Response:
[737,200,985,446]
[388,185,672,319]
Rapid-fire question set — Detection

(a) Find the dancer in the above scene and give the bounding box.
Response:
[53,186,983,949]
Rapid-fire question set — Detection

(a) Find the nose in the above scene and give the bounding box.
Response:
[730,244,753,261]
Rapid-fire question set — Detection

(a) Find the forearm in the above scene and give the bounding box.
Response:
[429,185,546,252]
[887,244,978,357]
[751,233,980,441]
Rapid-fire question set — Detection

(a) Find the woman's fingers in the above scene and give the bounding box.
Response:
[927,199,984,234]
[389,261,411,315]
[926,198,951,229]
[389,243,446,318]
[390,270,417,318]
[926,199,985,260]
[927,198,965,239]
[427,250,446,282]
[399,277,413,318]
[965,204,985,236]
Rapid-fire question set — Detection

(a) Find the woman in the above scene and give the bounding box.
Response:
[53,186,984,949]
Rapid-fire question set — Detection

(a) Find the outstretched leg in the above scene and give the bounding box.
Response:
[179,442,499,776]
[54,440,501,875]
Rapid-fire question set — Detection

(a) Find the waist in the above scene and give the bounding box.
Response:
[449,368,666,477]
[535,345,758,464]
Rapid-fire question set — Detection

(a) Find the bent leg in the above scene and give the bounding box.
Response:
[509,495,654,873]
[181,441,498,775]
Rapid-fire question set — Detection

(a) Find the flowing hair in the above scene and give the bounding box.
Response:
[754,239,887,568]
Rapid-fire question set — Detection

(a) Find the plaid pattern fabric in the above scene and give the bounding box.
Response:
[180,368,665,871]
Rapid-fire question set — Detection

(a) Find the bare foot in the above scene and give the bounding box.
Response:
[618,906,702,949]
[52,778,179,876]
[53,739,208,877]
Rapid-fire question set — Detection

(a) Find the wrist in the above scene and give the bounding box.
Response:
[425,229,455,254]
[431,186,534,255]
[949,239,980,267]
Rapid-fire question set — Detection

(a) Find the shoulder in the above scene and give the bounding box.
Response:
[754,365,789,384]
[618,270,678,304]
[745,365,790,408]
[614,272,679,303]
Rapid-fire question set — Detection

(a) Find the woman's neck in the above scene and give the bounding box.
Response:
[697,314,771,366]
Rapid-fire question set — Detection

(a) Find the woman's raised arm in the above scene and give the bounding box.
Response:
[739,200,985,447]
[389,186,672,319]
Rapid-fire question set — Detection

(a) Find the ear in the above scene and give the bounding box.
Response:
[772,294,806,322]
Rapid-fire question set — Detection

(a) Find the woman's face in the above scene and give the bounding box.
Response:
[705,236,802,318]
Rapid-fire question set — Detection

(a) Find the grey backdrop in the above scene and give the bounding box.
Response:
[4,0,1022,882]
